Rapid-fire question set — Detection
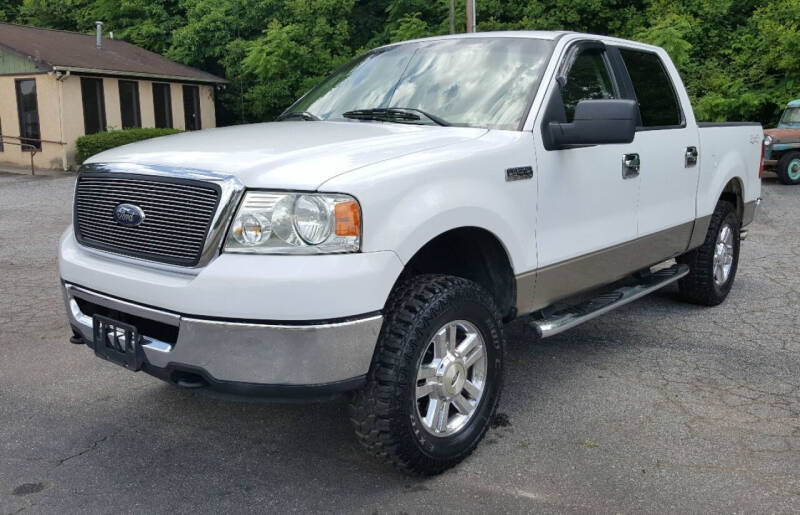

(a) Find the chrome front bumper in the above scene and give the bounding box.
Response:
[63,282,382,391]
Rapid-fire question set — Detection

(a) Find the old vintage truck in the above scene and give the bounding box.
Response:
[59,32,763,475]
[763,99,800,185]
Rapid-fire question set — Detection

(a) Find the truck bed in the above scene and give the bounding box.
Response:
[696,123,763,222]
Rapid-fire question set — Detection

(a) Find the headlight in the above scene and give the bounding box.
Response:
[224,191,360,254]
[763,135,774,147]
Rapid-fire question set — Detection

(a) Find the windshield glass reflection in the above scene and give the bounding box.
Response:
[288,37,554,130]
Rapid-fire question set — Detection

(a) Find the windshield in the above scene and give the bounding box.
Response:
[285,37,554,130]
[780,107,800,126]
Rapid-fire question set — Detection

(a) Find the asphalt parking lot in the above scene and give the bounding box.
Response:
[1,171,798,513]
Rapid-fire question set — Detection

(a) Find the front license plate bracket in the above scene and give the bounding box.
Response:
[92,315,143,371]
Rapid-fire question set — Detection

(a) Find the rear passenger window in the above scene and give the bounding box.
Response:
[561,49,616,122]
[619,49,682,127]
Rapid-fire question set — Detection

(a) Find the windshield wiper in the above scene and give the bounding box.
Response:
[342,107,450,126]
[276,111,320,121]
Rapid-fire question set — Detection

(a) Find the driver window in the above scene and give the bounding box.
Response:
[561,49,616,121]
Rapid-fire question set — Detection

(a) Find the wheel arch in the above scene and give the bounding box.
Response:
[394,226,517,321]
[719,176,745,222]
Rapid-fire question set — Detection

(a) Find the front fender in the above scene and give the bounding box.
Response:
[383,195,523,269]
[320,131,538,274]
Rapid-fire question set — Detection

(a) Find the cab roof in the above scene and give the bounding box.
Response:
[379,31,663,54]
[379,30,570,49]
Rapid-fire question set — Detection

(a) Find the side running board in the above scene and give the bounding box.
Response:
[530,264,689,338]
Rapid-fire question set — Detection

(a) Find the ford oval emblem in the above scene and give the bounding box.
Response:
[113,203,145,227]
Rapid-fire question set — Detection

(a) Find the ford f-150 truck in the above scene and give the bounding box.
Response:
[60,32,763,475]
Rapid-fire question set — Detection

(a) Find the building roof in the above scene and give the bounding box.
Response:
[0,22,227,84]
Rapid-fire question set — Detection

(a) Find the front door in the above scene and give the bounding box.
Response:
[532,42,640,308]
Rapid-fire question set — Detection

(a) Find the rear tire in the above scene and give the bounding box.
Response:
[677,201,740,306]
[777,151,800,185]
[350,274,504,476]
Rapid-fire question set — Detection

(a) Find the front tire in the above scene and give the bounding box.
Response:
[677,201,741,306]
[777,151,800,185]
[350,275,504,475]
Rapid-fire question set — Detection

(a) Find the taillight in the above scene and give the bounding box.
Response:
[759,136,767,178]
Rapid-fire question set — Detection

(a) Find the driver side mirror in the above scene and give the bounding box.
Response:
[547,99,639,150]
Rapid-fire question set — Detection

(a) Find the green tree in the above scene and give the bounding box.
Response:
[390,12,435,43]
[240,0,356,121]
[3,0,795,125]
[86,0,187,54]
[634,14,693,69]
[166,0,280,123]
[15,0,89,30]
[0,0,22,22]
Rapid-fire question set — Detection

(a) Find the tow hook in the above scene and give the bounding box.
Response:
[69,326,84,345]
[172,371,209,389]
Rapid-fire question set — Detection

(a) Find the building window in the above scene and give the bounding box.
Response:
[15,79,41,151]
[153,83,173,129]
[81,78,107,134]
[183,85,202,131]
[118,80,141,129]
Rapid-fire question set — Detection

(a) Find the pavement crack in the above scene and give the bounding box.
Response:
[55,431,116,467]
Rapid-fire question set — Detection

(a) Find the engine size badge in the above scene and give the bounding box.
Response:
[505,166,534,181]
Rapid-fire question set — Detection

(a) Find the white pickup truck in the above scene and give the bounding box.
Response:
[60,31,763,475]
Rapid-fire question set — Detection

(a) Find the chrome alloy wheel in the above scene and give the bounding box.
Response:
[415,320,487,437]
[713,223,735,286]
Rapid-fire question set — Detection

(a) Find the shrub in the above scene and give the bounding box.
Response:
[76,128,182,164]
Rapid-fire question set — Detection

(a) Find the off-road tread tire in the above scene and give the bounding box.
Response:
[350,274,504,476]
[777,151,800,185]
[677,201,740,306]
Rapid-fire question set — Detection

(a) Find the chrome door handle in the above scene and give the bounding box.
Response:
[685,146,698,167]
[622,153,640,179]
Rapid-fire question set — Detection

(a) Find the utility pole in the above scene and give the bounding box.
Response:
[466,0,476,33]
[449,0,455,34]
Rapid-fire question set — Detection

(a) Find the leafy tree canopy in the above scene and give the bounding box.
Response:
[4,0,796,125]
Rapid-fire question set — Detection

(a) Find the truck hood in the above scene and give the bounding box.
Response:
[764,127,800,144]
[86,122,488,190]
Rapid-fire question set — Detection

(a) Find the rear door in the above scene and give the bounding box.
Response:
[614,46,699,243]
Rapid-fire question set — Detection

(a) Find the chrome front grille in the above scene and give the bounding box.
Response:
[74,173,221,266]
